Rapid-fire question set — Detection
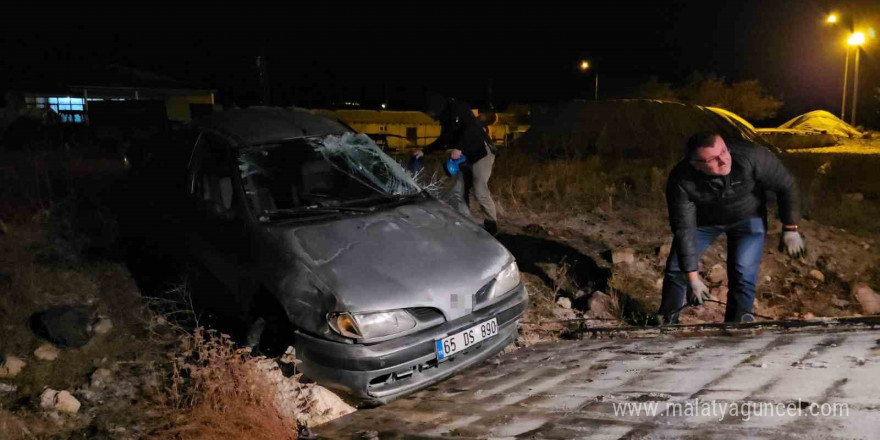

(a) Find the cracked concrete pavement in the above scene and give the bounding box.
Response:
[317,320,880,439]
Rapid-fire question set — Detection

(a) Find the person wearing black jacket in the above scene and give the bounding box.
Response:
[413,94,499,234]
[659,132,806,323]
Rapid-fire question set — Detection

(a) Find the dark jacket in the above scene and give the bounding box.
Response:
[666,141,800,272]
[424,99,491,163]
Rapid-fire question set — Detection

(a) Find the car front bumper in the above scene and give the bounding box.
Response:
[295,284,528,405]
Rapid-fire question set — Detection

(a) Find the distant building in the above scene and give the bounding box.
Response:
[312,108,529,151]
[3,64,217,126]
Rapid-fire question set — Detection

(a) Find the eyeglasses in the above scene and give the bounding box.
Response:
[691,147,729,166]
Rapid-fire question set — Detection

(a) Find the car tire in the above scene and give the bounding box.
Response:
[247,292,294,357]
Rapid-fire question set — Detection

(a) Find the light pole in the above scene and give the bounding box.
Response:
[826,13,852,120]
[841,46,849,120]
[579,60,598,101]
[847,32,865,126]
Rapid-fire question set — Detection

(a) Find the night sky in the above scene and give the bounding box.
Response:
[2,1,878,124]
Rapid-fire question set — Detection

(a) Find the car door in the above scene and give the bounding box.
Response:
[185,132,247,316]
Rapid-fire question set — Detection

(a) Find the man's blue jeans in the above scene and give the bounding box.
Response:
[659,216,766,323]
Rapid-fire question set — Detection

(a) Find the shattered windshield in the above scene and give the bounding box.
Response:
[237,133,422,220]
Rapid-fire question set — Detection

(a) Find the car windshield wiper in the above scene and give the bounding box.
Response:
[260,205,375,221]
[338,191,426,208]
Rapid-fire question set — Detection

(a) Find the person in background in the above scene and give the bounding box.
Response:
[414,93,499,235]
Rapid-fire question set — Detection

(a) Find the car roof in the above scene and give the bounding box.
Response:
[193,106,351,146]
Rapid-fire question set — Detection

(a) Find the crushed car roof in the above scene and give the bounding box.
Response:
[194,106,351,146]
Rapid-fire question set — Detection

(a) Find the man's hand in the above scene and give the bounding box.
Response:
[412,149,424,159]
[779,230,806,258]
[687,277,711,306]
[450,149,462,160]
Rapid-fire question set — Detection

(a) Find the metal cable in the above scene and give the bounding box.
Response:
[520,299,776,326]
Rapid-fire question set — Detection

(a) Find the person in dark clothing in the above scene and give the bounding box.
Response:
[659,132,806,324]
[413,94,499,234]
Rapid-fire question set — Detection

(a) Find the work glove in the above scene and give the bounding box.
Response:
[779,231,806,259]
[687,278,711,306]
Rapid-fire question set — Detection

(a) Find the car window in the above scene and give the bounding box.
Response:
[237,134,421,219]
[189,134,234,216]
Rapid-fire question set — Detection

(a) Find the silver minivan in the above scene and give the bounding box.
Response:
[134,107,528,405]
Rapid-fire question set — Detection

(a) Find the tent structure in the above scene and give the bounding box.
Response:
[779,110,863,139]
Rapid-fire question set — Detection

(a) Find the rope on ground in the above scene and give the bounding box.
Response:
[519,299,776,327]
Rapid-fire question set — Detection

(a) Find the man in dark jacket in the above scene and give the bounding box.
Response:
[414,94,499,234]
[659,132,806,323]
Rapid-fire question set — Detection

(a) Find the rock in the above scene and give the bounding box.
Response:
[853,283,880,315]
[517,331,542,347]
[91,316,113,335]
[0,383,16,393]
[354,430,380,440]
[573,290,588,300]
[0,356,26,378]
[710,286,729,300]
[34,343,60,361]
[587,291,617,320]
[831,297,849,308]
[55,391,81,413]
[522,224,549,236]
[40,389,57,410]
[611,248,635,265]
[29,305,91,348]
[90,368,113,388]
[41,389,81,414]
[843,193,864,203]
[657,244,672,264]
[556,297,572,309]
[764,275,772,283]
[655,278,664,290]
[552,307,577,321]
[809,270,825,282]
[803,312,816,320]
[707,264,727,284]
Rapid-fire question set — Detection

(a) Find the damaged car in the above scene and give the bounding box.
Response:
[130,107,528,404]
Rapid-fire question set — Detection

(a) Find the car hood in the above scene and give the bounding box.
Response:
[278,200,511,321]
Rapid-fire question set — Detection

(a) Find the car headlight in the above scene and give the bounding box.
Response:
[489,261,520,300]
[329,309,417,340]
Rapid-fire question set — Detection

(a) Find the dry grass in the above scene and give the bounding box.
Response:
[490,151,669,217]
[153,328,297,440]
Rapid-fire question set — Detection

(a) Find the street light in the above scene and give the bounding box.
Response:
[827,13,838,24]
[848,32,866,126]
[579,60,598,101]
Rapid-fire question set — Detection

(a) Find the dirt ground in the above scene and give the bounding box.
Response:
[1,138,879,438]
[502,206,878,339]
[492,138,880,348]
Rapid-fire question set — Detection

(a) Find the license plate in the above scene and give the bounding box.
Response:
[436,318,498,361]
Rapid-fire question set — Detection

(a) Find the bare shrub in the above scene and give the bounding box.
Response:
[153,328,296,440]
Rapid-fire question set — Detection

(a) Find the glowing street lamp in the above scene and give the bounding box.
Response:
[827,13,838,24]
[848,32,866,125]
[848,31,866,45]
[579,60,598,100]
